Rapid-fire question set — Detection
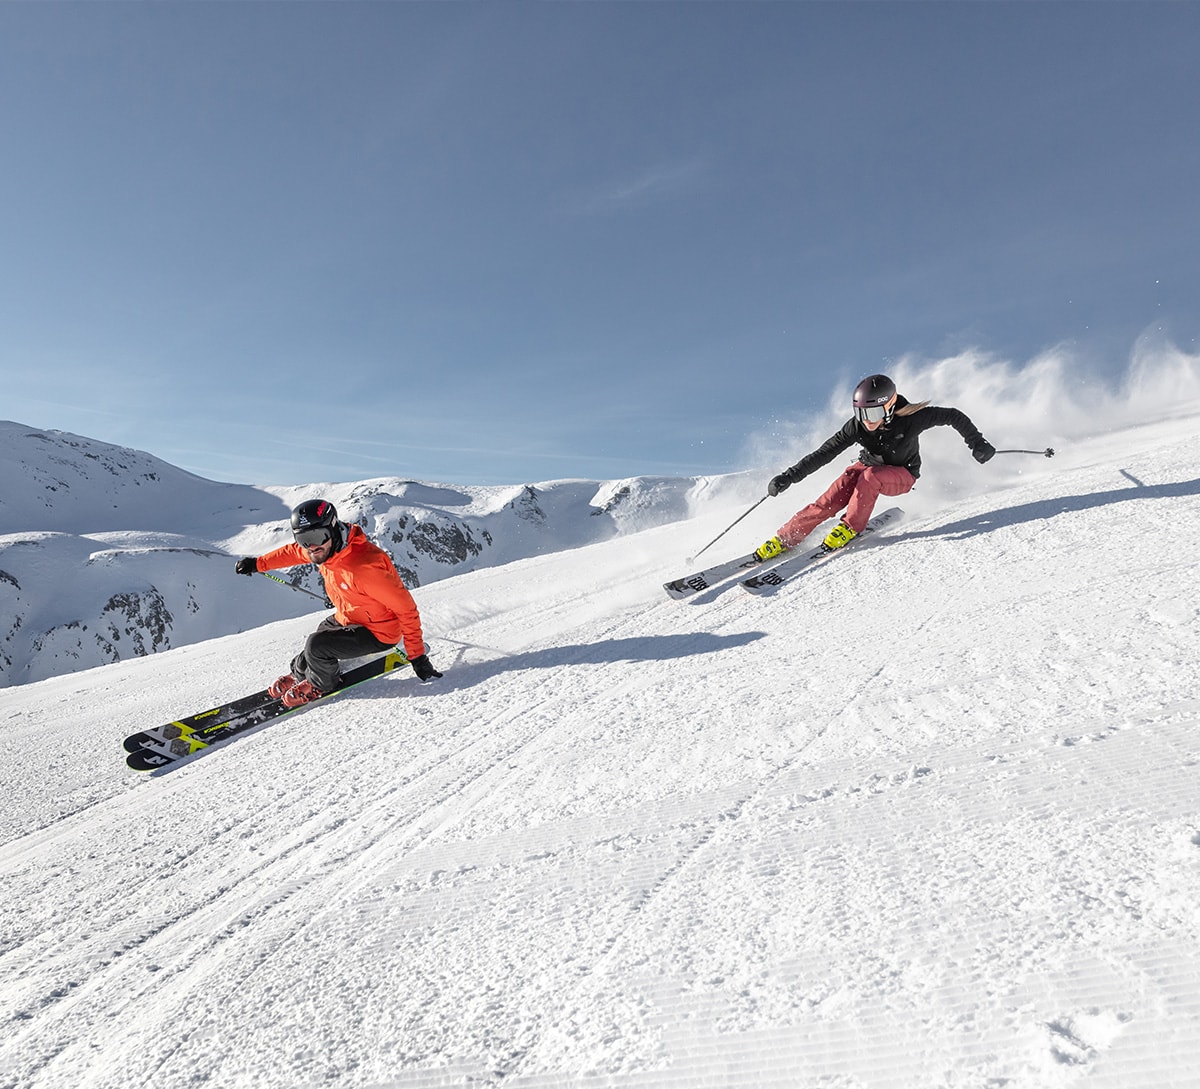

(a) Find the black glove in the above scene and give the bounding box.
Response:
[235,557,258,576]
[972,441,996,464]
[411,654,442,682]
[768,473,792,497]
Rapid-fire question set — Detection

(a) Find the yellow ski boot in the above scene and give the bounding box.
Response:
[822,521,857,550]
[754,535,785,562]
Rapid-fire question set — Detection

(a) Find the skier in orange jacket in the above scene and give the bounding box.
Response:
[235,499,441,706]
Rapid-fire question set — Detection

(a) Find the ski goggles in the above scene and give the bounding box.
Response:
[855,403,891,424]
[294,527,333,548]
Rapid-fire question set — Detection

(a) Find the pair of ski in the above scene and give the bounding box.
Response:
[664,507,905,601]
[123,650,410,772]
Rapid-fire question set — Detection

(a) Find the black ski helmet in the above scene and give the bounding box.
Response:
[852,374,898,425]
[290,498,345,553]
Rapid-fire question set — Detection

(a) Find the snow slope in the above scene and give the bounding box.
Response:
[1,415,1199,1087]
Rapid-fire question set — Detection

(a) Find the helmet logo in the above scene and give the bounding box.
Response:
[291,499,339,539]
[299,501,329,528]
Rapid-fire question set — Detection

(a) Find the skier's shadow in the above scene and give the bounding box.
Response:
[421,630,767,691]
[905,475,1200,542]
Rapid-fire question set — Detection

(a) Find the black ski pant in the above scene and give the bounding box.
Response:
[290,616,392,692]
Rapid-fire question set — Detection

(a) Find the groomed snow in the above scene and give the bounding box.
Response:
[2,413,1199,1087]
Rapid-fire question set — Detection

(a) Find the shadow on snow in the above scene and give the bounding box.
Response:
[424,630,768,690]
[910,474,1200,542]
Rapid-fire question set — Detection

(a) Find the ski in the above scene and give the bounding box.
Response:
[664,549,787,600]
[740,507,906,595]
[122,687,281,753]
[124,650,410,772]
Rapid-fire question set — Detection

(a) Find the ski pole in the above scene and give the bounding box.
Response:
[688,495,768,563]
[995,447,1055,458]
[256,570,329,602]
[435,635,516,659]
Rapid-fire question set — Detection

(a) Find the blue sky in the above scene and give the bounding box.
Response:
[2,3,1197,488]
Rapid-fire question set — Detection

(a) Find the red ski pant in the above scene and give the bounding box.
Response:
[777,463,915,547]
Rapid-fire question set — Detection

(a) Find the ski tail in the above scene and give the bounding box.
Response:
[664,550,777,600]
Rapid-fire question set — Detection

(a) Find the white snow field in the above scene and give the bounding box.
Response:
[2,413,1199,1088]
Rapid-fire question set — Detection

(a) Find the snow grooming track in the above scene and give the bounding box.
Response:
[165,645,650,1074]
[321,609,766,902]
[127,686,595,1087]
[493,639,915,1083]
[3,413,1200,1087]
[501,744,830,1082]
[1,645,588,1087]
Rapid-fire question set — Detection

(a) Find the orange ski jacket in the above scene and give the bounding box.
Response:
[254,524,426,658]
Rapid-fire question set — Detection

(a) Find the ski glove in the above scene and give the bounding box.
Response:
[972,441,996,464]
[410,654,443,682]
[235,557,258,576]
[768,473,792,497]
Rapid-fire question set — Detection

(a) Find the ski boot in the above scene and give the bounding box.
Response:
[822,521,857,550]
[280,679,328,709]
[754,536,785,562]
[268,673,298,699]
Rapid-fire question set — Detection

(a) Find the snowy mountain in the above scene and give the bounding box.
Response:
[0,421,752,687]
[1,410,1198,1087]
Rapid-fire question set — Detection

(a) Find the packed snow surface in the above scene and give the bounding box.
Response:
[2,414,1199,1087]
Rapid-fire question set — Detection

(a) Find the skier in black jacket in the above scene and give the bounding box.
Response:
[755,374,996,558]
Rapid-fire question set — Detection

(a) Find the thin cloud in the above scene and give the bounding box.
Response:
[260,434,716,474]
[567,158,709,216]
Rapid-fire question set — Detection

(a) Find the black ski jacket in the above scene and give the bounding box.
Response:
[780,396,990,482]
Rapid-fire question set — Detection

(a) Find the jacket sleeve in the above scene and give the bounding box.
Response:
[784,420,857,482]
[254,542,312,572]
[358,560,427,660]
[921,406,991,456]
